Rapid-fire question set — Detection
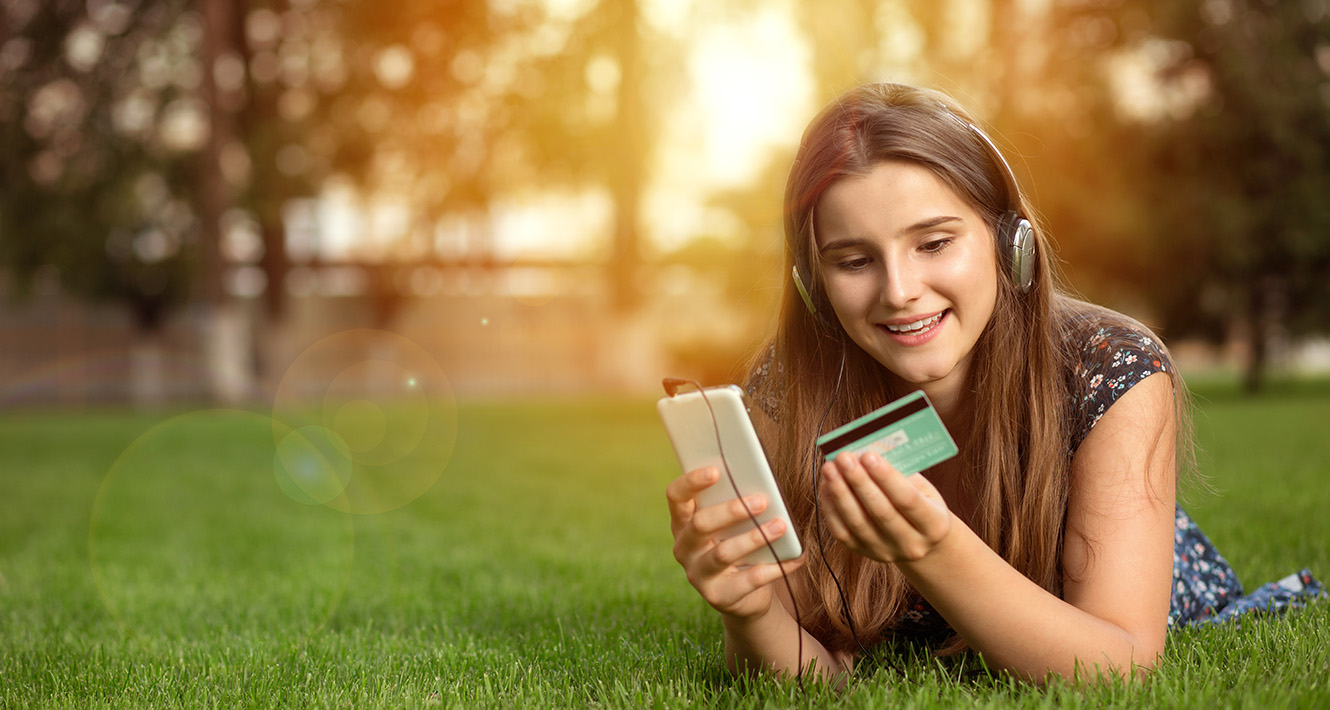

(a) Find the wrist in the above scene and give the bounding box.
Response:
[897,510,967,574]
[720,598,784,634]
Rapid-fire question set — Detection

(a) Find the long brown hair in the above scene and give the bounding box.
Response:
[746,83,1181,655]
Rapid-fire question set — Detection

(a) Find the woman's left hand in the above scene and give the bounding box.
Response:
[820,451,952,563]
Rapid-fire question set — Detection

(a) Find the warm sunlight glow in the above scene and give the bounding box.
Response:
[687,8,812,187]
[646,3,813,252]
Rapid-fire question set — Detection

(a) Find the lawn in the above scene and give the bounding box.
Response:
[1,379,1327,708]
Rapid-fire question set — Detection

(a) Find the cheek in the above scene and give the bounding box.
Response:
[948,246,1000,301]
[961,268,1000,328]
[824,276,877,318]
[821,274,848,309]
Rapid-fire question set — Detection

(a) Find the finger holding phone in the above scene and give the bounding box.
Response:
[659,385,855,680]
[665,465,805,620]
[658,385,805,618]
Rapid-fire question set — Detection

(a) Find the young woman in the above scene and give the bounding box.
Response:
[664,83,1321,683]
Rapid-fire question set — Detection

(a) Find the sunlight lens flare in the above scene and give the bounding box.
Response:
[273,423,354,505]
[272,329,457,515]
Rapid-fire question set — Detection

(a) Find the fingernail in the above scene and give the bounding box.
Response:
[743,495,766,509]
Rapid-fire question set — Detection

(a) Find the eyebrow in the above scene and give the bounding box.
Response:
[818,215,964,253]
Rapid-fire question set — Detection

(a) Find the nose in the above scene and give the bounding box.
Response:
[880,255,923,309]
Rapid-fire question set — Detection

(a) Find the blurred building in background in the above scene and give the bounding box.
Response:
[0,245,769,407]
[0,184,775,404]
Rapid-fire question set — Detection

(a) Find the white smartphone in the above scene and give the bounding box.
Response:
[657,384,802,564]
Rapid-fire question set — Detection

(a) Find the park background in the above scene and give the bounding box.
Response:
[3,1,1330,708]
[6,0,1330,402]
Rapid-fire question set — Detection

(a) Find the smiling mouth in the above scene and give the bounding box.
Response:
[880,310,947,335]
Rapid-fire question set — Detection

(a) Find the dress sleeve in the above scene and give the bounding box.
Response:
[1067,321,1174,454]
[744,343,784,424]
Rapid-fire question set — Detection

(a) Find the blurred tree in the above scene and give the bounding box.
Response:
[229,0,678,327]
[0,0,222,403]
[995,3,1161,306]
[0,0,550,399]
[1148,2,1330,392]
[800,0,881,102]
[0,1,200,334]
[220,0,534,328]
[505,0,688,314]
[1039,1,1330,391]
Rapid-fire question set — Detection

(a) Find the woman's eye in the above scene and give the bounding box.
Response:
[920,238,953,254]
[836,257,871,271]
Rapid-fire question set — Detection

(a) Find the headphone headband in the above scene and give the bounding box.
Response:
[952,115,1042,293]
[940,107,1025,213]
[949,113,1037,294]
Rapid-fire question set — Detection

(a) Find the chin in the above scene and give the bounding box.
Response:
[879,360,958,389]
[893,372,948,388]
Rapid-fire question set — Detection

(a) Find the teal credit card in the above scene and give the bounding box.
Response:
[815,390,958,475]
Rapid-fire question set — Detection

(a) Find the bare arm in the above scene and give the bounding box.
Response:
[820,373,1176,681]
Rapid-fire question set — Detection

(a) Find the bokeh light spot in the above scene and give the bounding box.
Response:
[273,423,353,505]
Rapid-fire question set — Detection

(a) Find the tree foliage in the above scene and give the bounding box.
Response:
[1,0,558,326]
[1042,0,1330,389]
[228,0,538,322]
[0,0,199,329]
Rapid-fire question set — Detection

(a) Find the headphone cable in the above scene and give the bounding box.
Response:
[677,379,806,690]
[811,349,924,686]
[810,347,877,661]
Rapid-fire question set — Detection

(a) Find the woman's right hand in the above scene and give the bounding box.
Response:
[665,466,806,622]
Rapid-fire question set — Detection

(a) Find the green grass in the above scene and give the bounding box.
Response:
[1,382,1327,708]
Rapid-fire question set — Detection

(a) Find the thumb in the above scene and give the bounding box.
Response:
[910,473,947,506]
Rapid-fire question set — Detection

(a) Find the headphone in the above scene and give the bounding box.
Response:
[791,114,1036,319]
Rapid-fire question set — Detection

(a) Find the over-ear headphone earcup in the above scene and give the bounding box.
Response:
[792,265,818,316]
[792,264,841,332]
[998,211,1036,293]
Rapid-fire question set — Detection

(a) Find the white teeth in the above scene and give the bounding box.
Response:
[884,312,943,334]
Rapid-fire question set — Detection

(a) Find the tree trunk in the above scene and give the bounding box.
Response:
[260,220,289,321]
[198,0,231,310]
[130,329,168,408]
[1242,277,1274,394]
[608,0,644,314]
[198,0,252,404]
